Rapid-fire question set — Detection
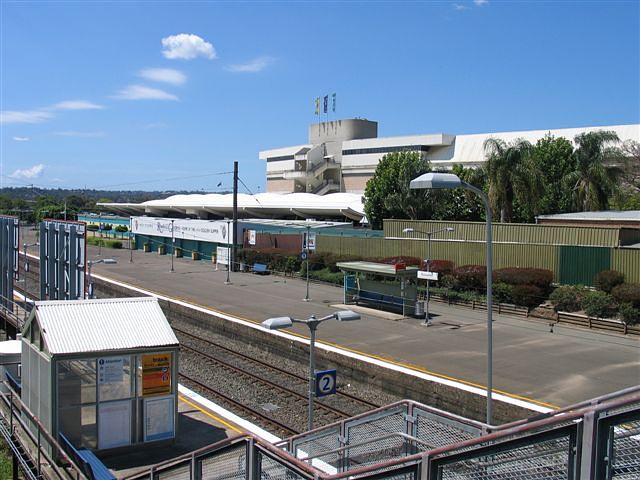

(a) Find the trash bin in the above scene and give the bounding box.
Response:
[414,301,425,317]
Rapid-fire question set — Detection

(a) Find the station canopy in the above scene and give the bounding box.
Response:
[98,192,366,222]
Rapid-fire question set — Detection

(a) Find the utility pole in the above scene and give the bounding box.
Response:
[232,161,238,272]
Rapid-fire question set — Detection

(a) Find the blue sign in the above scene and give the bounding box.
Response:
[300,251,307,260]
[315,369,337,397]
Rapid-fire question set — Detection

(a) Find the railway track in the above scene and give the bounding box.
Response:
[175,327,381,435]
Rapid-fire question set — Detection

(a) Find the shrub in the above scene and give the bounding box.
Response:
[101,224,112,231]
[493,268,554,289]
[424,259,454,275]
[453,265,486,290]
[378,256,421,266]
[511,285,544,308]
[594,270,624,293]
[86,224,99,231]
[618,303,640,325]
[549,285,586,312]
[493,282,514,304]
[115,225,129,233]
[285,256,301,273]
[106,240,122,249]
[581,291,615,318]
[440,274,458,290]
[611,283,640,307]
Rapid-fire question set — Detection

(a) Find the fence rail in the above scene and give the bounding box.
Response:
[555,311,640,336]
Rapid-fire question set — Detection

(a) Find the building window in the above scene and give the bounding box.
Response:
[342,145,429,156]
[266,155,295,162]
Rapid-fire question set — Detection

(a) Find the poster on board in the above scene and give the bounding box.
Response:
[98,400,131,449]
[142,353,172,397]
[144,396,175,442]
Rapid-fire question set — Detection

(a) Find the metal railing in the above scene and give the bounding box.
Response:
[0,381,89,480]
[121,388,639,480]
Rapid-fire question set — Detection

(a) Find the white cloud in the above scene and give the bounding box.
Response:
[0,110,53,124]
[161,33,216,60]
[474,0,488,5]
[54,131,106,138]
[112,84,179,101]
[225,56,275,73]
[138,68,187,85]
[144,122,169,130]
[10,164,45,179]
[52,100,104,110]
[13,136,30,142]
[453,3,468,10]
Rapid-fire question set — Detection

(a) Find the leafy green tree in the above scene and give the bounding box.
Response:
[431,164,486,221]
[363,151,431,229]
[563,131,622,211]
[529,134,575,215]
[484,138,543,222]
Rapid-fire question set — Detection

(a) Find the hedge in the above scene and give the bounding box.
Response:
[594,270,625,293]
[549,285,586,312]
[611,283,640,307]
[493,267,553,289]
[453,265,486,290]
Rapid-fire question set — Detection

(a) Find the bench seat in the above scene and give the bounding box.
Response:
[252,263,270,274]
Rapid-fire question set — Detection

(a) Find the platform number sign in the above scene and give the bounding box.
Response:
[315,369,337,398]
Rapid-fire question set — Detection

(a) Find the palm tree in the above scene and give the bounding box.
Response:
[483,138,542,222]
[563,131,622,211]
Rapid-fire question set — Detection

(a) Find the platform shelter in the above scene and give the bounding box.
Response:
[20,297,179,453]
[337,261,419,316]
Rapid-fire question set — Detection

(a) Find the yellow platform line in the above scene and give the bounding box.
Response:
[179,395,242,434]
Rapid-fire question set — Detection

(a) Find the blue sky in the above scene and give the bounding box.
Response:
[1,1,638,193]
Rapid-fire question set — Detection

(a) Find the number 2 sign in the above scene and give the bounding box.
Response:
[315,369,337,397]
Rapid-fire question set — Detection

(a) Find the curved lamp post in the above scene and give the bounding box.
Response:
[402,227,454,325]
[262,310,361,431]
[410,172,494,425]
[87,258,117,299]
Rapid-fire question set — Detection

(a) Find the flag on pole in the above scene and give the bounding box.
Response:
[332,93,336,112]
[314,97,320,115]
[323,95,328,114]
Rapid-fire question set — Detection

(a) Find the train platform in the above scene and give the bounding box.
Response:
[72,243,639,411]
[17,228,640,410]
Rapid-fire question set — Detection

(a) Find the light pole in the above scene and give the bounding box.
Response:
[225,219,232,285]
[129,216,133,263]
[170,219,175,273]
[87,258,117,299]
[410,172,494,425]
[303,224,311,302]
[402,226,454,325]
[262,310,360,431]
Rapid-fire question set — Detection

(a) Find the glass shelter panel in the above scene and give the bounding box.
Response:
[58,359,97,406]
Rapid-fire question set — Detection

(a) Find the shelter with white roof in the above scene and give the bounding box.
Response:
[21,297,179,452]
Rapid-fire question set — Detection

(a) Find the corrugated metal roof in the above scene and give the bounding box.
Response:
[34,297,178,355]
[537,211,640,221]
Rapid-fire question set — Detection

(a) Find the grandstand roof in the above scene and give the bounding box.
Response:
[98,192,366,222]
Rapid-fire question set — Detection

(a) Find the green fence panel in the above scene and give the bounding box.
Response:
[611,248,640,284]
[559,246,611,286]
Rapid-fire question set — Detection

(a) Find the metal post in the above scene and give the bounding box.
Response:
[225,220,232,285]
[129,217,133,263]
[425,232,432,326]
[308,317,317,431]
[88,262,94,299]
[170,219,175,273]
[304,226,311,302]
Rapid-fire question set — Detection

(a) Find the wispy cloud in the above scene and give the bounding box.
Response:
[138,68,187,85]
[13,136,30,142]
[112,84,179,101]
[474,0,488,5]
[1,110,53,124]
[226,56,275,73]
[161,33,216,60]
[453,3,468,10]
[10,164,45,179]
[54,131,107,138]
[144,122,169,130]
[52,100,104,110]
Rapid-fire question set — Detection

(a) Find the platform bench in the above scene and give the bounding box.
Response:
[354,290,404,312]
[252,263,270,275]
[59,433,116,480]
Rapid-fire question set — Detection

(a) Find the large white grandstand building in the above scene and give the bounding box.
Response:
[260,119,639,195]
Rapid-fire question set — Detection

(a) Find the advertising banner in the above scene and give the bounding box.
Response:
[131,217,234,244]
[142,353,172,397]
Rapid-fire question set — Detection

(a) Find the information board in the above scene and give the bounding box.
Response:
[0,216,18,310]
[39,220,86,300]
[98,357,124,385]
[144,396,175,442]
[142,353,172,397]
[98,400,131,449]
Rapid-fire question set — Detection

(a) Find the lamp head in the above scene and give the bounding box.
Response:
[410,172,462,190]
[334,310,360,322]
[446,227,455,232]
[262,316,293,330]
[402,228,415,233]
[102,259,117,264]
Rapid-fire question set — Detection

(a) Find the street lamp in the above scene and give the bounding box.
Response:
[402,226,454,326]
[87,258,117,299]
[262,310,361,431]
[303,224,312,302]
[410,172,494,425]
[225,219,232,285]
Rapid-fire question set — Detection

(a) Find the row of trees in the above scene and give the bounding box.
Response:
[364,131,639,229]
